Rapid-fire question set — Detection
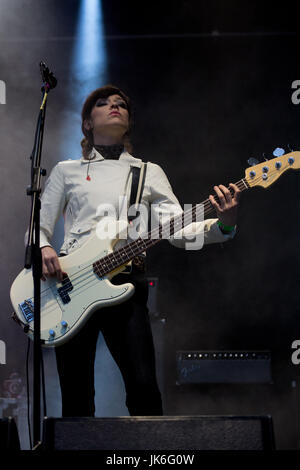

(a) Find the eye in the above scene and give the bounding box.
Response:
[118,101,127,109]
[95,100,107,107]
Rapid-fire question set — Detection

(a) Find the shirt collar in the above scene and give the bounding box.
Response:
[80,147,142,165]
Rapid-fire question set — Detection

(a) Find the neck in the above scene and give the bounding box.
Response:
[93,134,124,146]
[94,143,124,160]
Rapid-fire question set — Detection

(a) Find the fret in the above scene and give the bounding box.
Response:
[110,252,119,268]
[127,243,136,257]
[114,252,125,264]
[117,248,129,263]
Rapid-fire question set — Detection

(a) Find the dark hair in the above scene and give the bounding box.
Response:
[81,84,133,158]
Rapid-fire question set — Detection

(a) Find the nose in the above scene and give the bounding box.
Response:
[110,102,119,109]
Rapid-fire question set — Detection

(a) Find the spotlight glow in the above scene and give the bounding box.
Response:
[72,0,107,82]
[63,0,108,161]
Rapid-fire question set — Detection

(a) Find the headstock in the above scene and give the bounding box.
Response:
[245,151,300,188]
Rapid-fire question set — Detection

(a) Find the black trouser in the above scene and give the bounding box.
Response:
[55,273,163,417]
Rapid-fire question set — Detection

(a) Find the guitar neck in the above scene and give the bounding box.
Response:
[93,178,249,277]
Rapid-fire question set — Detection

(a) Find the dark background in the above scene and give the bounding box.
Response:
[1,0,300,449]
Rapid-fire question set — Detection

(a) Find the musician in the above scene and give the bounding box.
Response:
[40,85,240,417]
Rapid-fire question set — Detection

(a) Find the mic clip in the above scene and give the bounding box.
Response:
[39,61,57,91]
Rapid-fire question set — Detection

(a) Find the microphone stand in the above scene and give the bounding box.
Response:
[24,62,57,449]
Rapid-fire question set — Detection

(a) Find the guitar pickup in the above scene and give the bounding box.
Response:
[19,299,34,323]
[57,276,73,304]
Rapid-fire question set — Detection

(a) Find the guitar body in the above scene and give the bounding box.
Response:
[10,232,135,347]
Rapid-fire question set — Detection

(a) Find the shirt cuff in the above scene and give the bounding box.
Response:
[40,231,53,249]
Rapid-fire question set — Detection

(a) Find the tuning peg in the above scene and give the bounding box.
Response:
[273,147,285,157]
[287,143,294,152]
[247,157,259,166]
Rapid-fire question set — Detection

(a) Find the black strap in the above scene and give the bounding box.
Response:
[129,166,140,209]
[128,164,147,222]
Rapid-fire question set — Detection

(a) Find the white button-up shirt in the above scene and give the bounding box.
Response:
[39,148,235,255]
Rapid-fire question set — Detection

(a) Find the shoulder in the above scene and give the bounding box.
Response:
[119,152,143,166]
[53,158,82,174]
[122,152,172,183]
[145,161,170,179]
[45,158,82,183]
[57,158,82,168]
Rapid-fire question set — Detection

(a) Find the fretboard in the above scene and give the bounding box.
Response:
[92,178,249,277]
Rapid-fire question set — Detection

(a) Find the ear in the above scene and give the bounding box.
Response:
[83,119,93,132]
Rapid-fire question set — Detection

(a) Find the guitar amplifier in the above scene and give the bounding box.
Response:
[176,351,272,384]
[43,415,275,450]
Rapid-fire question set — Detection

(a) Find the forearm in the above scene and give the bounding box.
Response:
[169,218,236,250]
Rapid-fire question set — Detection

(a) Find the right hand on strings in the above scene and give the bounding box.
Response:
[41,246,67,282]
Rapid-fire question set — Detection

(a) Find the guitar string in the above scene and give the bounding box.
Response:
[65,177,252,285]
[67,178,247,282]
[36,159,294,324]
[24,166,296,333]
[37,178,248,308]
[38,277,103,322]
[27,157,293,327]
[65,161,289,288]
[37,197,219,310]
[37,177,250,311]
[36,163,288,308]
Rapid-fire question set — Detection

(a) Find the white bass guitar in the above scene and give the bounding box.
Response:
[10,151,300,346]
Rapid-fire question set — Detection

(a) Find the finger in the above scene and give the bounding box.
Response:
[229,183,241,201]
[52,257,64,281]
[213,186,226,208]
[42,260,50,278]
[42,256,57,279]
[209,194,221,212]
[47,259,57,276]
[218,185,232,203]
[52,259,68,281]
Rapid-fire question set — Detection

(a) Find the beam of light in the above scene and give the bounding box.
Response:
[54,0,108,249]
[72,0,107,96]
[61,0,108,160]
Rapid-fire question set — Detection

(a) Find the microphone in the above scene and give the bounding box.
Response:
[39,61,57,90]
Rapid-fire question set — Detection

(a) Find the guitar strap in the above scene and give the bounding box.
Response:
[128,162,147,223]
[126,162,147,274]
